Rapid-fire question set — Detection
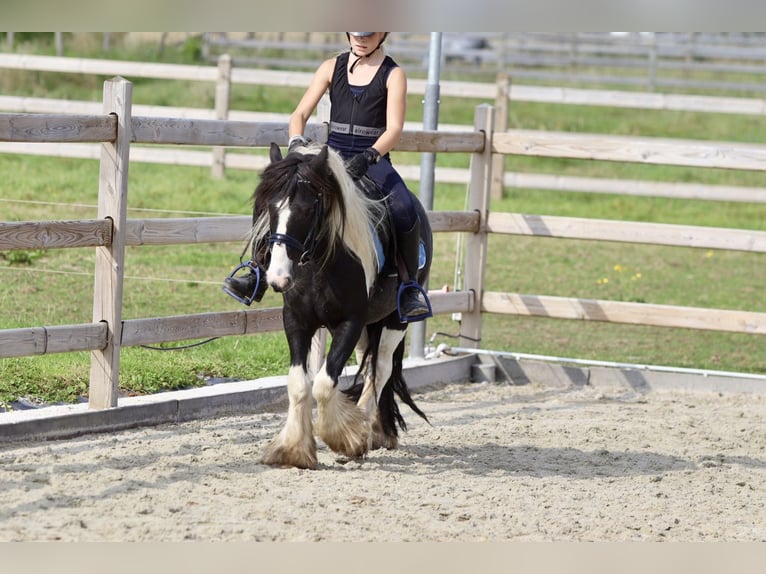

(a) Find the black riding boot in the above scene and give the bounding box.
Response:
[222,262,268,305]
[396,220,430,320]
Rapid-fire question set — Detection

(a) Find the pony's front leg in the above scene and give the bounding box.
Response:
[261,363,317,469]
[313,322,369,459]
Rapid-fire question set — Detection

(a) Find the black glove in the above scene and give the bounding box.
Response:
[346,147,381,180]
[287,135,309,153]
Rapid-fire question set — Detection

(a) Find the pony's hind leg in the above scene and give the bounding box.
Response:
[261,364,317,469]
[357,327,407,450]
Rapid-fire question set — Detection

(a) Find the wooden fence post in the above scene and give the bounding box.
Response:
[491,72,509,201]
[54,32,63,57]
[316,93,331,139]
[460,104,495,348]
[212,54,232,179]
[89,77,133,409]
[648,35,657,92]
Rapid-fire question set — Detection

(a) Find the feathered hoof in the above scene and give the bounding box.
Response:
[370,418,399,450]
[322,432,369,459]
[260,436,317,470]
[315,390,371,459]
[316,411,369,459]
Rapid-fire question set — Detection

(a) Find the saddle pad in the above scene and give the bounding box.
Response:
[371,228,426,274]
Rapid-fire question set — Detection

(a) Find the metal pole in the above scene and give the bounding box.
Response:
[409,32,442,359]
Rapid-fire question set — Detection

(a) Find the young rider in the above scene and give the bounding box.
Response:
[224,32,430,321]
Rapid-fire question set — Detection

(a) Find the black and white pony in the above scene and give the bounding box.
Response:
[250,142,432,469]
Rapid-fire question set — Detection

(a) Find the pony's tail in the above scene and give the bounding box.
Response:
[378,338,429,437]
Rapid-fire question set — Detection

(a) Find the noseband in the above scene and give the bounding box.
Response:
[268,178,325,265]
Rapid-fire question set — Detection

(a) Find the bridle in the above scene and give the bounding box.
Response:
[267,178,325,266]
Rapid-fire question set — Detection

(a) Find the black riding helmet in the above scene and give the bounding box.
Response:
[346,32,390,73]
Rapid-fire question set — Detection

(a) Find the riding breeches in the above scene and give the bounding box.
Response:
[361,158,419,232]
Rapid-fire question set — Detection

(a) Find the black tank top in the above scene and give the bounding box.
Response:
[327,51,399,153]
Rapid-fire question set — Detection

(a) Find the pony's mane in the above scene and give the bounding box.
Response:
[322,146,386,290]
[250,144,385,292]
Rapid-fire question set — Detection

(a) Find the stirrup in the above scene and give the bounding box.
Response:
[396,280,433,324]
[222,261,266,306]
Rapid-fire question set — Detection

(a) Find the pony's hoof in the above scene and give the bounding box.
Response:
[369,417,398,450]
[370,433,398,451]
[260,438,317,470]
[315,391,370,459]
[322,434,369,460]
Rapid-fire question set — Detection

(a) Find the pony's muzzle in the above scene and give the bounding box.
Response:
[267,264,294,292]
[267,243,295,292]
[269,276,293,293]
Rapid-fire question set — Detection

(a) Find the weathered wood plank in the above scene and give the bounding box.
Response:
[0,323,107,358]
[130,116,483,152]
[509,84,766,116]
[494,129,766,172]
[130,117,286,147]
[427,211,480,233]
[121,308,283,347]
[0,113,115,143]
[397,130,485,153]
[120,293,471,348]
[0,211,478,253]
[501,172,766,203]
[125,216,252,246]
[130,117,328,148]
[0,53,218,82]
[429,290,474,315]
[482,291,766,335]
[121,211,477,247]
[488,212,766,253]
[0,220,112,250]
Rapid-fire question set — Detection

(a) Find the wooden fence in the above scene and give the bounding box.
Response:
[0,77,478,409]
[2,76,766,412]
[3,52,766,205]
[10,32,766,93]
[200,32,766,93]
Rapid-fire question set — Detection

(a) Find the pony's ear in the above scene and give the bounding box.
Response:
[270,142,283,163]
[308,145,329,173]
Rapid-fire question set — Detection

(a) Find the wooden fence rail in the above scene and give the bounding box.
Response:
[0,211,479,252]
[487,213,766,253]
[1,78,765,410]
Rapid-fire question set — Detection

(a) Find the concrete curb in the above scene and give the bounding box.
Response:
[479,354,766,395]
[3,351,764,444]
[0,354,476,443]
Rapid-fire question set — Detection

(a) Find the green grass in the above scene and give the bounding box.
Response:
[1,34,766,406]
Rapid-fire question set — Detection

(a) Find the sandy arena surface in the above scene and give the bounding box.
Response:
[1,380,764,542]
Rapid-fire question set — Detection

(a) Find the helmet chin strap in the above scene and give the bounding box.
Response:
[349,40,384,74]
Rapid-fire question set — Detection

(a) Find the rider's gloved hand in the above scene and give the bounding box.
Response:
[287,135,309,153]
[346,147,381,180]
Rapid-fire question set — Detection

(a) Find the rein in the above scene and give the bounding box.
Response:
[268,178,325,265]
